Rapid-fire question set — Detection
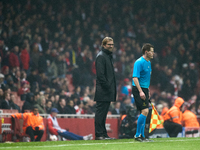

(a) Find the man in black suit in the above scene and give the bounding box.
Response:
[1,92,11,109]
[94,37,117,140]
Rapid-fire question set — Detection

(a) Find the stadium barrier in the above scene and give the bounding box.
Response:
[1,113,200,142]
[0,113,120,142]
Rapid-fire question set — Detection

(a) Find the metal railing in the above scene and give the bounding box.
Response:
[0,113,121,119]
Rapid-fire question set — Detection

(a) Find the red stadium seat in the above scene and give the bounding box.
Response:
[12,117,29,142]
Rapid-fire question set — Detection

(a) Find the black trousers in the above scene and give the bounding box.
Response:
[26,126,44,141]
[95,101,111,137]
[164,121,182,137]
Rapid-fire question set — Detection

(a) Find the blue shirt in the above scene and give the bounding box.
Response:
[132,56,152,88]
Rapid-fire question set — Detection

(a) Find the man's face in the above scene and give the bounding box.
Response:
[103,40,114,52]
[33,108,39,115]
[6,93,10,101]
[47,101,52,108]
[146,47,154,60]
[52,112,57,117]
[60,99,66,106]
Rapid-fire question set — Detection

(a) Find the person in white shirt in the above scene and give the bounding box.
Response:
[47,108,93,140]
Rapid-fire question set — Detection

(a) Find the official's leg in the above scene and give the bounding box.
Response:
[164,121,176,137]
[169,122,182,137]
[133,87,149,138]
[58,131,83,140]
[34,130,44,141]
[26,126,35,141]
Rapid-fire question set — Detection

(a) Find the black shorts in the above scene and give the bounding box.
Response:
[132,86,149,111]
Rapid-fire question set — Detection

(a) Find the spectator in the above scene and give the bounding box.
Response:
[74,100,84,115]
[111,101,121,115]
[0,89,4,106]
[36,96,46,114]
[46,100,52,114]
[20,44,30,72]
[1,92,11,109]
[9,46,20,68]
[66,100,76,114]
[121,78,131,96]
[0,73,6,90]
[22,92,35,113]
[56,98,67,114]
[0,0,199,115]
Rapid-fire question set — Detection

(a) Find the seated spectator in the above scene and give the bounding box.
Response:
[74,101,84,115]
[0,73,6,91]
[36,96,46,114]
[46,100,52,114]
[160,102,169,117]
[56,98,67,114]
[17,81,30,97]
[83,99,96,114]
[10,94,20,112]
[48,108,93,140]
[0,89,4,107]
[5,75,18,91]
[49,95,57,108]
[22,92,35,113]
[11,106,44,142]
[121,78,131,96]
[66,100,76,114]
[1,92,11,109]
[9,46,20,68]
[111,101,121,115]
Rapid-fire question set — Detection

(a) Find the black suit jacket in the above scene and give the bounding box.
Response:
[94,48,116,102]
[1,100,11,109]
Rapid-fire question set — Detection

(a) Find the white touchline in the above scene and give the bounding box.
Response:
[0,138,199,149]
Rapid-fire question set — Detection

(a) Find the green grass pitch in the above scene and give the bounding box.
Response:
[0,138,200,150]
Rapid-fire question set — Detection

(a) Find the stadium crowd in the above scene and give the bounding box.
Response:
[0,0,200,116]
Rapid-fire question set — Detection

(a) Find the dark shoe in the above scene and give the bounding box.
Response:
[104,137,116,140]
[95,136,105,140]
[141,136,154,142]
[134,135,143,142]
[103,135,116,140]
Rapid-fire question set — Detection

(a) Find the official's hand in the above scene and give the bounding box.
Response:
[149,90,151,99]
[35,127,39,131]
[139,91,146,100]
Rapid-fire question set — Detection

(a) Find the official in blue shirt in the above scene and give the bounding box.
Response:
[132,43,154,142]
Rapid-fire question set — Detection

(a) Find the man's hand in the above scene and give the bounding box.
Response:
[149,90,151,99]
[139,91,146,100]
[35,127,39,131]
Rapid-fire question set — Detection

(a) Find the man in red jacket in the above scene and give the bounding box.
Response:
[9,46,20,68]
[47,108,93,140]
[20,44,30,71]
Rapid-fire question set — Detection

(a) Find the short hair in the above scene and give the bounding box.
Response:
[4,92,10,99]
[101,37,113,47]
[46,100,52,104]
[32,105,38,111]
[142,43,154,54]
